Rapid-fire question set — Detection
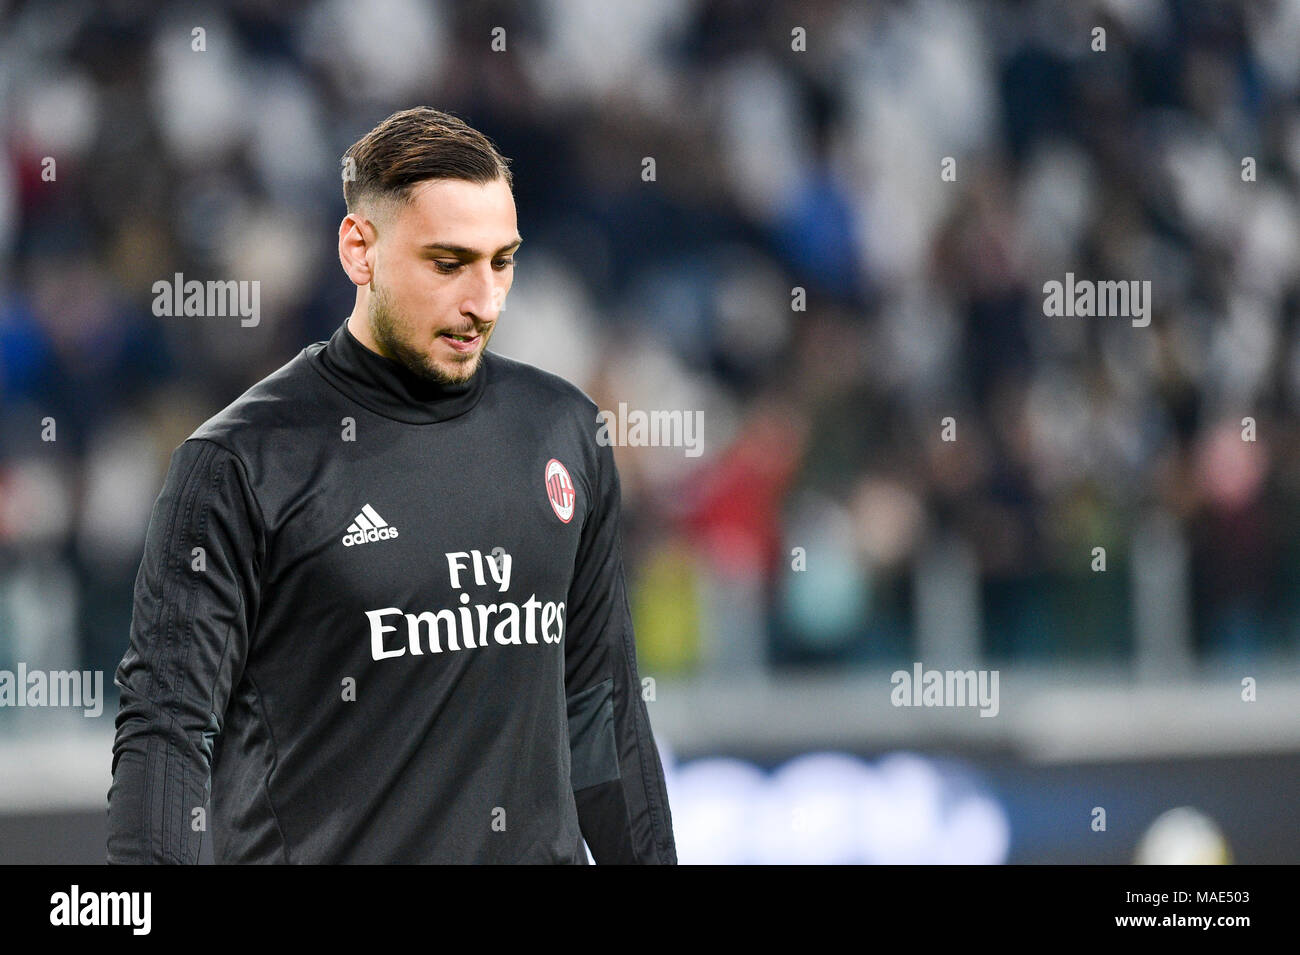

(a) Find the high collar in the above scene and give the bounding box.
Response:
[311,318,489,424]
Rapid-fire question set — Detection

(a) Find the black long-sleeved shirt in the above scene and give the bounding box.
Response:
[107,319,677,864]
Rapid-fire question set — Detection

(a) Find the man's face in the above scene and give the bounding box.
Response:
[365,176,519,385]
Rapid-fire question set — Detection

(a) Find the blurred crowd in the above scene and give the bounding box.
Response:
[3,0,1300,697]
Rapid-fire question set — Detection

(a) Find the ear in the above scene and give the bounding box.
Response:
[338,213,376,287]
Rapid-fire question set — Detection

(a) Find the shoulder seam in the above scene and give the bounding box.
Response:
[183,437,269,564]
[488,352,598,409]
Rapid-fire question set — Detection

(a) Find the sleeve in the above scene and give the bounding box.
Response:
[106,438,263,864]
[564,435,677,864]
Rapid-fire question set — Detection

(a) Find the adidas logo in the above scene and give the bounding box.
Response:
[341,503,400,547]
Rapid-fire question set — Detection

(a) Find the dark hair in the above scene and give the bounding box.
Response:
[342,107,512,221]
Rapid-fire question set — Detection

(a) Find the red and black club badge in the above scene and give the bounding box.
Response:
[544,458,575,523]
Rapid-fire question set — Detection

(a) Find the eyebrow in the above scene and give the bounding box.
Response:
[421,236,523,257]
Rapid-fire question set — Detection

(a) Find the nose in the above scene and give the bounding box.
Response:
[461,262,507,323]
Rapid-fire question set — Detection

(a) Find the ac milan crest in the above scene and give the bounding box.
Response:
[544,458,575,523]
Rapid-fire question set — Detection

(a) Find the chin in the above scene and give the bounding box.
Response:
[431,356,481,383]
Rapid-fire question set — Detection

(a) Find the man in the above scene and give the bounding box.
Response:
[107,107,677,864]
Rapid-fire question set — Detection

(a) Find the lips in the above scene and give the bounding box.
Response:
[439,331,482,353]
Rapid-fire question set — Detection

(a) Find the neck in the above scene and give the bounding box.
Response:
[346,306,388,359]
[311,316,489,425]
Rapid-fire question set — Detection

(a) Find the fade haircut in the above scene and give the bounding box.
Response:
[342,106,513,231]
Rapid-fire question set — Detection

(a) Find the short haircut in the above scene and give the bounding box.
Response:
[342,107,513,227]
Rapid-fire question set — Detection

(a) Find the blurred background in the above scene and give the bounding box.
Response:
[2,0,1299,863]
